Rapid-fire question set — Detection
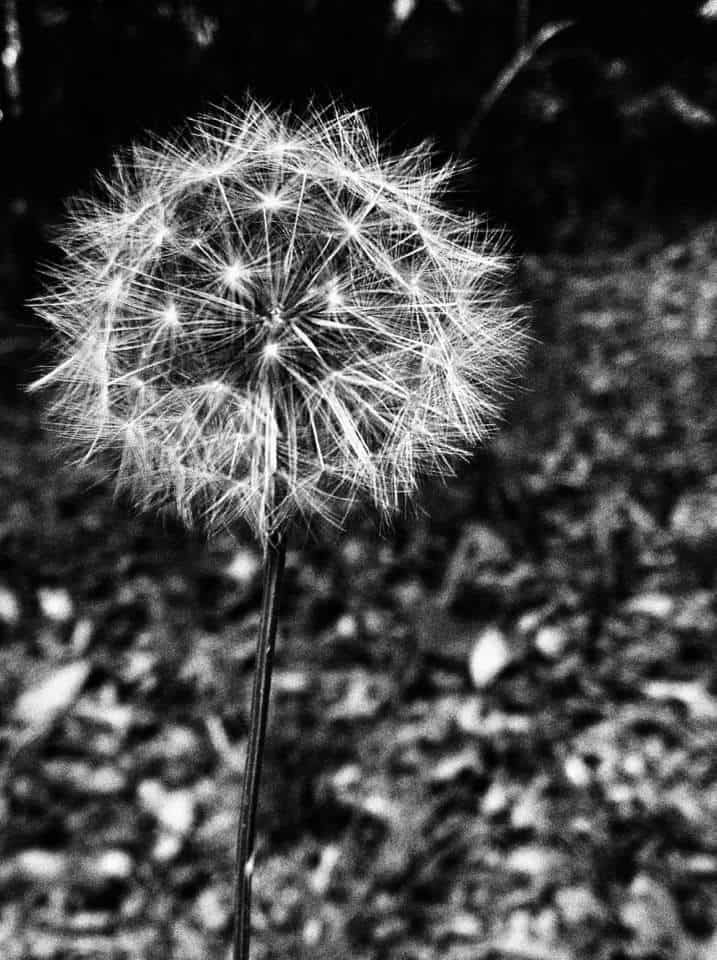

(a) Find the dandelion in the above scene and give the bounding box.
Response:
[28,99,526,959]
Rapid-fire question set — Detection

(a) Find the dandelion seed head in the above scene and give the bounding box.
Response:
[29,99,527,543]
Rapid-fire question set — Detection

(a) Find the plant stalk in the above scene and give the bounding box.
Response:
[232,526,287,960]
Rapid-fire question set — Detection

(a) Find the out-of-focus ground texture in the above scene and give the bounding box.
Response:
[1,2,716,958]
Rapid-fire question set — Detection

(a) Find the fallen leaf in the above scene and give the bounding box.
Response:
[13,660,91,729]
[620,873,689,958]
[309,844,342,895]
[36,586,74,623]
[671,489,717,546]
[429,747,482,783]
[469,626,514,688]
[505,844,569,878]
[643,679,717,720]
[327,671,389,720]
[194,885,230,933]
[555,884,607,926]
[0,585,20,625]
[534,624,568,658]
[13,849,66,883]
[623,592,674,619]
[137,780,196,835]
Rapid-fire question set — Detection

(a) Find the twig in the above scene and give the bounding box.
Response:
[457,19,574,153]
[1,0,22,118]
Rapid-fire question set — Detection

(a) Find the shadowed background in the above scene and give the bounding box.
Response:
[1,3,716,959]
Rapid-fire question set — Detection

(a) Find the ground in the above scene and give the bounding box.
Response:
[0,226,715,959]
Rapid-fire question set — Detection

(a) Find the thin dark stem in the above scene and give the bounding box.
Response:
[232,526,287,960]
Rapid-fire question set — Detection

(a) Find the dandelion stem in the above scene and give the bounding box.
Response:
[232,522,287,960]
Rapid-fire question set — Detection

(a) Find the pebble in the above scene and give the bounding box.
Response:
[675,590,717,632]
[511,780,550,830]
[465,523,512,565]
[534,624,568,659]
[363,608,385,636]
[273,670,311,694]
[481,778,513,817]
[329,764,362,794]
[302,916,323,946]
[224,548,261,587]
[158,724,202,762]
[224,547,260,585]
[88,849,134,882]
[326,671,387,720]
[37,587,74,623]
[563,753,592,788]
[195,885,230,932]
[334,613,357,639]
[517,608,543,635]
[0,585,20,625]
[534,907,560,942]
[670,488,717,546]
[137,780,196,835]
[469,626,514,689]
[555,884,606,925]
[120,649,157,685]
[622,750,647,778]
[341,537,365,565]
[620,873,683,948]
[152,833,183,863]
[14,849,66,882]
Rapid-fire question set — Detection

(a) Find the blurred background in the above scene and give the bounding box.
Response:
[1,2,716,959]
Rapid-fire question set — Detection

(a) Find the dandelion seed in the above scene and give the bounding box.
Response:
[259,191,283,212]
[104,274,124,302]
[152,223,172,247]
[266,136,299,158]
[340,216,360,240]
[325,282,343,311]
[222,260,247,290]
[161,302,180,327]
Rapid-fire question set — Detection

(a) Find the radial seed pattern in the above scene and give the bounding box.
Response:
[30,101,526,541]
